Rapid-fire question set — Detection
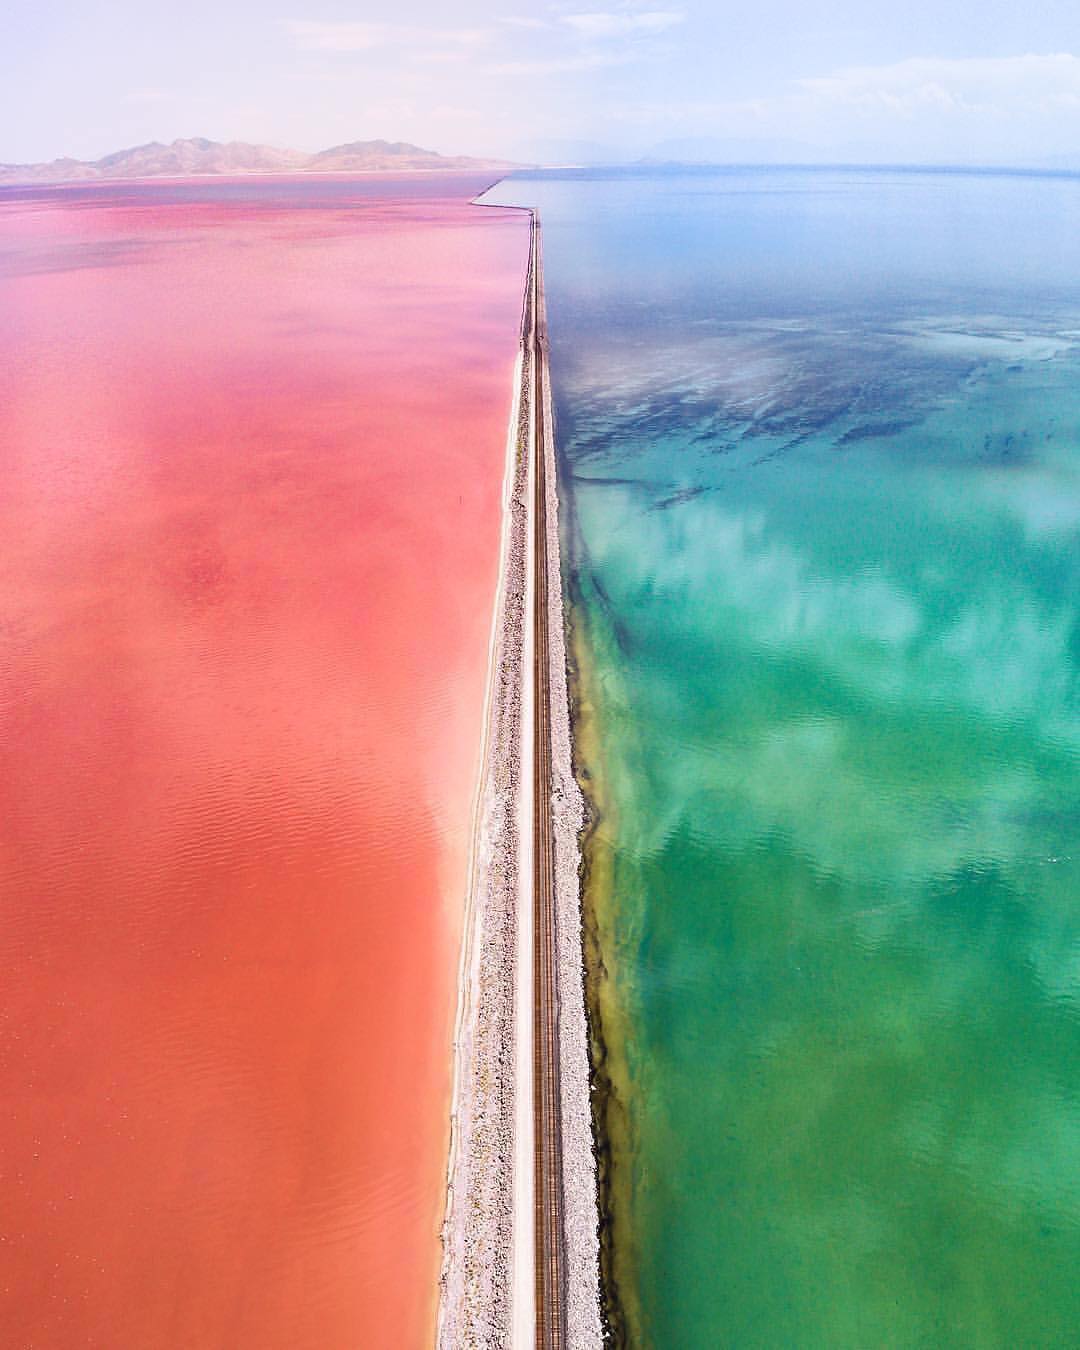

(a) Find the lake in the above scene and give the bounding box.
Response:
[0,174,528,1348]
[486,167,1080,1347]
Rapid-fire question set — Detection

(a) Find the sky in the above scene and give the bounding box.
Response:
[5,0,1080,166]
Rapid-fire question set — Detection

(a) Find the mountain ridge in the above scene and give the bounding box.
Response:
[0,136,519,184]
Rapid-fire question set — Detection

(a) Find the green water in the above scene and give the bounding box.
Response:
[486,170,1080,1346]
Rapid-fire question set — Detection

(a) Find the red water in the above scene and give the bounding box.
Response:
[0,176,529,1348]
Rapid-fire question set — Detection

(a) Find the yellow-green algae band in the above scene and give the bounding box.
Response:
[564,522,637,1345]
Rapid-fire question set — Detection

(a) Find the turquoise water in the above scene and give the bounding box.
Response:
[485,170,1080,1346]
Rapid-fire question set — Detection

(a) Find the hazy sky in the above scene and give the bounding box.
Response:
[6,0,1080,165]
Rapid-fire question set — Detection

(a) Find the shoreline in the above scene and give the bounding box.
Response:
[437,299,530,1345]
[0,166,522,190]
[534,227,604,1347]
[563,566,635,1347]
[438,211,602,1346]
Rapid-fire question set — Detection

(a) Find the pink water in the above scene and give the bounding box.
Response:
[0,175,529,1348]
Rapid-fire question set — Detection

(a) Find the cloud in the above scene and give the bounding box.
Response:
[283,20,490,54]
[484,5,684,77]
[560,10,685,39]
[282,7,685,102]
[496,15,550,30]
[599,51,1080,161]
[799,52,1080,118]
[490,50,634,77]
[122,88,175,105]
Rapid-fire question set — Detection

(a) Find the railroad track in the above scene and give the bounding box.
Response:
[530,214,567,1350]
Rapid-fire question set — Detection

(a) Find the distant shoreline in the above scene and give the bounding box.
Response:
[10,159,1080,192]
[0,167,520,189]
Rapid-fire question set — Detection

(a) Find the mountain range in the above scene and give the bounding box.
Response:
[0,137,519,185]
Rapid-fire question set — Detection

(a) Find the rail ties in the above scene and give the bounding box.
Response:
[531,216,568,1350]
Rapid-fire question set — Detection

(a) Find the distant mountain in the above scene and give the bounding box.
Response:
[307,139,514,172]
[640,135,822,166]
[510,138,639,167]
[0,137,519,185]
